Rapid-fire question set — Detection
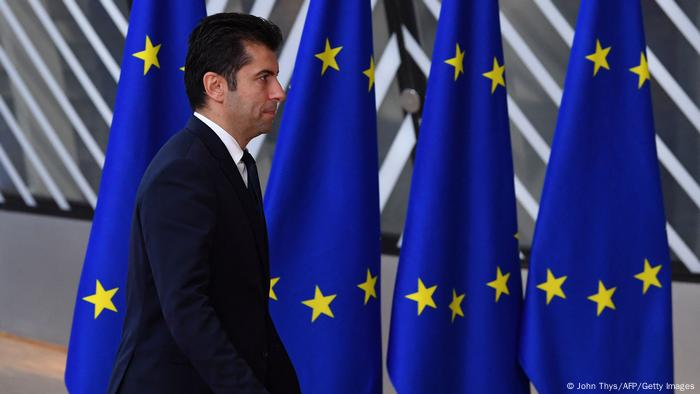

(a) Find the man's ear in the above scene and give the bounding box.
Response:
[202,72,226,104]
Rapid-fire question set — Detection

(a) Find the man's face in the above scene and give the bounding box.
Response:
[223,41,285,142]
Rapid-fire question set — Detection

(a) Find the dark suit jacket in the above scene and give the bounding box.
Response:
[107,116,300,394]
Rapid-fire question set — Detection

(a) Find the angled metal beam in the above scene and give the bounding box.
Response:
[384,0,427,130]
[0,0,106,168]
[249,0,275,18]
[379,115,414,211]
[375,33,400,110]
[655,0,700,57]
[62,0,120,82]
[0,142,36,207]
[500,12,562,105]
[421,0,440,19]
[26,0,113,125]
[0,46,97,207]
[99,0,127,37]
[0,95,70,210]
[401,26,430,77]
[206,0,228,15]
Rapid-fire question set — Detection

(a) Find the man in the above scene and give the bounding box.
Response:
[107,13,300,393]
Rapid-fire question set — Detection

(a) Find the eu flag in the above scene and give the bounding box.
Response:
[64,1,205,392]
[263,1,381,392]
[519,1,674,393]
[387,0,528,392]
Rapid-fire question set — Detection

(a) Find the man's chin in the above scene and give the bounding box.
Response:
[253,127,271,138]
[257,121,275,135]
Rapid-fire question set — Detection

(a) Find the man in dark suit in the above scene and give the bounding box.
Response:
[108,13,300,394]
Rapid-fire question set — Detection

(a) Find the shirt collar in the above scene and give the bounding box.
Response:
[193,112,244,165]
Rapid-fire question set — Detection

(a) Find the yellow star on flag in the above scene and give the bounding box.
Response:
[587,280,616,316]
[486,266,510,302]
[634,258,662,294]
[301,285,336,322]
[269,277,280,301]
[132,35,161,75]
[82,279,118,319]
[585,39,611,76]
[357,268,378,305]
[315,38,342,75]
[179,66,185,72]
[448,289,465,323]
[444,43,465,81]
[363,56,375,91]
[536,268,567,305]
[405,278,437,315]
[482,57,506,93]
[629,52,650,89]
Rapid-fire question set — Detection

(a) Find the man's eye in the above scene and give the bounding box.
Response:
[259,75,269,81]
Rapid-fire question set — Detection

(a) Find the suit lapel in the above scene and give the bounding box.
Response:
[185,116,269,275]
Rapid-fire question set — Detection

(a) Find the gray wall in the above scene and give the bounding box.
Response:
[0,211,697,390]
[0,210,88,345]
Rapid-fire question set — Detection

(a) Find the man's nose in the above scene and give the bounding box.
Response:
[270,77,286,102]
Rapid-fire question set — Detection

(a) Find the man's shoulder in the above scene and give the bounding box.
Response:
[137,127,214,192]
[160,127,205,158]
[152,125,215,165]
[158,116,226,162]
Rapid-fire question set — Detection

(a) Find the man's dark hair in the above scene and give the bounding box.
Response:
[185,13,283,109]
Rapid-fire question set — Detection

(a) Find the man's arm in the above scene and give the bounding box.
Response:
[265,315,301,394]
[140,158,268,393]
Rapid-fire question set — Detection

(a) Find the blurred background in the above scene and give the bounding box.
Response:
[0,0,698,392]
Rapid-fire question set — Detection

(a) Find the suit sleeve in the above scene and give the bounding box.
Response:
[265,315,301,394]
[140,158,268,394]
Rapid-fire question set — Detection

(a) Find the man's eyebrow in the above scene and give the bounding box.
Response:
[255,69,278,77]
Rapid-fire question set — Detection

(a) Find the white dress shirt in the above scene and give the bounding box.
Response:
[193,112,248,187]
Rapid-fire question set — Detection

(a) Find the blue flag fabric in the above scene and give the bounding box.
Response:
[263,1,381,393]
[64,1,205,392]
[519,1,673,393]
[387,1,528,393]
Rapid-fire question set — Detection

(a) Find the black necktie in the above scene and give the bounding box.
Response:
[241,149,263,207]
